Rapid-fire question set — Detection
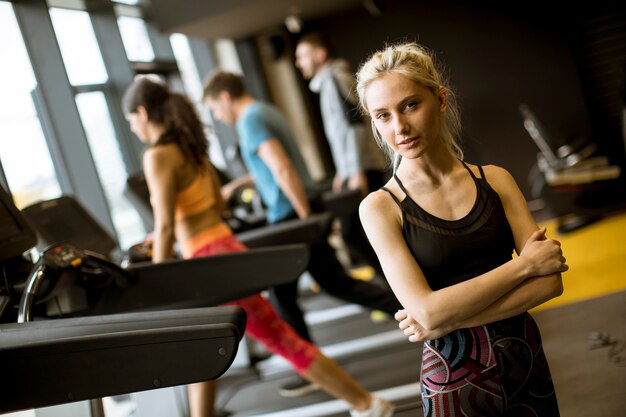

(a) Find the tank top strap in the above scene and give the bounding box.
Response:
[393,173,411,195]
[459,159,478,180]
[477,165,486,180]
[380,186,403,208]
[460,159,487,181]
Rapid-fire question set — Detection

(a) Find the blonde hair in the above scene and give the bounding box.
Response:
[356,42,462,170]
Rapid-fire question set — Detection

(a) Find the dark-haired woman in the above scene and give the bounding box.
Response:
[122,77,394,417]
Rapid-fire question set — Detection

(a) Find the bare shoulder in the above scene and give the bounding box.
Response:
[480,164,518,193]
[360,188,401,223]
[361,189,392,210]
[143,144,184,170]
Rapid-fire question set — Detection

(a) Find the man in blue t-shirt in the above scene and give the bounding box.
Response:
[203,71,401,397]
[236,99,315,223]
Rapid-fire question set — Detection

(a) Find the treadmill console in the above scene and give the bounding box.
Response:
[41,243,84,270]
[0,185,37,262]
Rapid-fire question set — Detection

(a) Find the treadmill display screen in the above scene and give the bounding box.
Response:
[0,186,37,262]
[22,196,117,256]
[0,199,22,239]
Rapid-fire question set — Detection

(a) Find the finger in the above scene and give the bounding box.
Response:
[535,226,547,237]
[394,309,407,321]
[527,227,546,243]
[408,334,420,343]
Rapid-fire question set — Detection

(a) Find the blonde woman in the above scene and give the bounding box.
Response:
[356,43,568,416]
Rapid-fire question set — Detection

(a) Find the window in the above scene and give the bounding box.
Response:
[117,15,155,62]
[75,92,145,249]
[50,7,145,249]
[0,1,62,208]
[169,33,227,170]
[49,7,108,86]
[170,33,203,101]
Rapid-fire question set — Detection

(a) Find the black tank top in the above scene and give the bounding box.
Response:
[382,162,515,291]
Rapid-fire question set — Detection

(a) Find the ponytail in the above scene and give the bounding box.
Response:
[158,94,209,168]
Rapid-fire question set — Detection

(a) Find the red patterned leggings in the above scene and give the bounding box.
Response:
[191,234,319,374]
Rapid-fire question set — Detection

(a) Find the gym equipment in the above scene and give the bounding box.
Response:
[0,185,314,417]
[321,188,363,218]
[520,103,625,233]
[0,185,37,261]
[1,306,245,414]
[237,211,334,248]
[0,185,248,414]
[520,103,621,184]
[0,184,39,323]
[14,230,309,320]
[22,195,118,259]
[19,193,311,309]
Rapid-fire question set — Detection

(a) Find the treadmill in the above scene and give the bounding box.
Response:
[0,185,246,414]
[0,186,312,416]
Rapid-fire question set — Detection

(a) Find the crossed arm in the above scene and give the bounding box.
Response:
[360,165,567,341]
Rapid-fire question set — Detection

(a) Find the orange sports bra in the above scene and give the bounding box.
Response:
[175,171,216,221]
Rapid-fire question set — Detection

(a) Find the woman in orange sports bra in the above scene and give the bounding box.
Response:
[122,77,394,417]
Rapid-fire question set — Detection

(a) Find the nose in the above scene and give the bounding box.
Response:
[393,114,410,136]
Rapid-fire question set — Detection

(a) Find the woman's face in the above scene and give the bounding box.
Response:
[125,106,150,143]
[364,72,444,160]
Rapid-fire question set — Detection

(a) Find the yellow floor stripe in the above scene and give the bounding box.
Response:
[533,212,626,310]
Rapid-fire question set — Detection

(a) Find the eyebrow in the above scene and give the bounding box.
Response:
[371,94,421,114]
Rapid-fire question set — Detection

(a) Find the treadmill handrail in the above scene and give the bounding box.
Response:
[16,262,47,323]
[3,306,246,348]
[90,243,309,315]
[0,307,245,414]
[237,211,334,248]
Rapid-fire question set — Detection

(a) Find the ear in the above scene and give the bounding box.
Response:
[315,47,329,63]
[438,86,448,112]
[136,105,149,122]
[218,90,233,105]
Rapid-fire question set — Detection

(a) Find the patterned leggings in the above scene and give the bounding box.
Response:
[421,313,560,416]
[190,234,319,375]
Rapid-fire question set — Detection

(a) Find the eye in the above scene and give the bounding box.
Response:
[403,100,419,111]
[375,112,389,121]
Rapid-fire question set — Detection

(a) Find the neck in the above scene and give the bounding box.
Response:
[233,94,256,121]
[314,60,331,78]
[397,140,458,185]
[146,123,165,144]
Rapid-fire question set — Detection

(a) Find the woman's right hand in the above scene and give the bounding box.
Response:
[518,227,568,277]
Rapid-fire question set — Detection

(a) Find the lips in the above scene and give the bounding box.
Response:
[397,137,419,147]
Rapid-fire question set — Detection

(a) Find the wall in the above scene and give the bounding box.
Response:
[288,0,599,198]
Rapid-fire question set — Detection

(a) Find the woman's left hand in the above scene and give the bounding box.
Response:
[395,309,450,342]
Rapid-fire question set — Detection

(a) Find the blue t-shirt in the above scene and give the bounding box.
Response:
[236,102,314,223]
